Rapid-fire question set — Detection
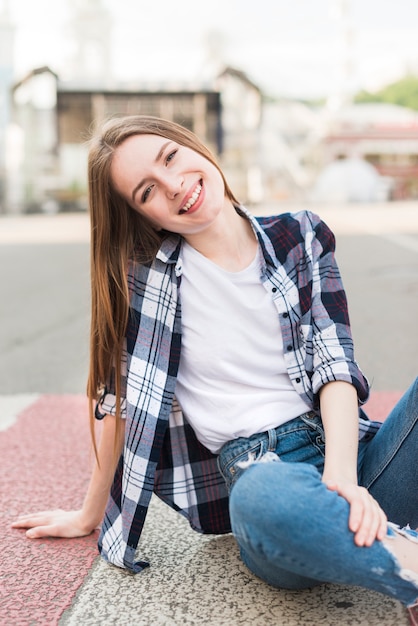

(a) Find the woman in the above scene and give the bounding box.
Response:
[12,116,418,623]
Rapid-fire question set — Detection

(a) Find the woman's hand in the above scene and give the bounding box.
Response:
[11,415,121,542]
[11,509,97,539]
[324,480,387,547]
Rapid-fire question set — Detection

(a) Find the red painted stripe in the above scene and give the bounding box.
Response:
[364,390,403,422]
[1,395,99,625]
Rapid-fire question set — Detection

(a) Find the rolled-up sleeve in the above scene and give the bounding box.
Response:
[95,338,128,420]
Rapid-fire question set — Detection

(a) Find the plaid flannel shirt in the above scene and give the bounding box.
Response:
[96,207,374,573]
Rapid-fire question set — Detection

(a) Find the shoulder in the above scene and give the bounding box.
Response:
[256,210,335,253]
[126,244,180,313]
[127,236,182,282]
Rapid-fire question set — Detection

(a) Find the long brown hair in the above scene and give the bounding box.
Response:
[86,115,238,451]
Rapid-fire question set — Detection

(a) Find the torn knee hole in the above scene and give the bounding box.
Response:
[382,523,418,588]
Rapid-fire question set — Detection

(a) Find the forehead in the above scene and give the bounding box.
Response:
[115,133,168,162]
[110,134,168,192]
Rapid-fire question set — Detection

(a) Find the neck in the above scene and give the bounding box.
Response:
[184,204,258,272]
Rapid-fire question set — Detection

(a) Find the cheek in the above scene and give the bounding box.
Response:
[210,169,226,195]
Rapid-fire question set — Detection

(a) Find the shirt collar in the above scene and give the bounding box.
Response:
[237,205,279,269]
[155,234,182,265]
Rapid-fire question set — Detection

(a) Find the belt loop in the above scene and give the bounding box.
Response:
[267,428,277,452]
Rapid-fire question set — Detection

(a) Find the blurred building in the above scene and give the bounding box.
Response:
[10,68,59,213]
[0,0,14,213]
[65,0,112,84]
[215,68,262,204]
[8,65,262,213]
[311,156,388,204]
[258,99,322,204]
[317,103,418,201]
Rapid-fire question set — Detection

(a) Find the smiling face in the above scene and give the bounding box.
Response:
[110,133,233,238]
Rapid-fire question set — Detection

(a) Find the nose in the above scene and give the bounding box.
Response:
[164,173,184,199]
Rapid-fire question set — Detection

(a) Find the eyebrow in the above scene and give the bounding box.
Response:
[131,140,172,203]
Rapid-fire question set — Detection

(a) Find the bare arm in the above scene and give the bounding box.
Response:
[319,381,387,546]
[12,414,123,539]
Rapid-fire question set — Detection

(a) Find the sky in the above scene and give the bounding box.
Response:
[5,0,418,100]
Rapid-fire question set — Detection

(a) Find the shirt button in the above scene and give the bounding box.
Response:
[295,377,301,383]
[287,345,292,351]
[283,312,289,318]
[272,287,277,293]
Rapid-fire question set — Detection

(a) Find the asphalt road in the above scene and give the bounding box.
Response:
[334,231,418,391]
[0,204,417,395]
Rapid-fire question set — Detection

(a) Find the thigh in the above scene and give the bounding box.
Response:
[358,377,418,527]
[229,460,330,590]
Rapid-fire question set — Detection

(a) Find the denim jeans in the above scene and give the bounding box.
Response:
[217,378,418,606]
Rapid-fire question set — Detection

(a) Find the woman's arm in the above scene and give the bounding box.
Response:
[11,414,123,538]
[319,381,387,547]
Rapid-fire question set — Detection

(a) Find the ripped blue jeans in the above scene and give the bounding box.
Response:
[217,378,418,606]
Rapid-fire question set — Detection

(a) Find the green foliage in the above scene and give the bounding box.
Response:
[355,75,418,111]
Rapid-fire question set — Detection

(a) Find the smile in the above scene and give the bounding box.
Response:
[179,182,202,214]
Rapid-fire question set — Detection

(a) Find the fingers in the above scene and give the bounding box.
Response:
[349,487,387,546]
[12,515,62,539]
[11,509,94,539]
[325,481,387,547]
[26,525,58,539]
[11,510,64,530]
[347,486,387,547]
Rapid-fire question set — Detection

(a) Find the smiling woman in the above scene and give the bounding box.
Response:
[109,133,230,234]
[110,136,208,219]
[11,115,418,625]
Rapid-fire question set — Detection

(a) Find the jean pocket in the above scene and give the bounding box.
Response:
[300,413,326,457]
[218,441,265,492]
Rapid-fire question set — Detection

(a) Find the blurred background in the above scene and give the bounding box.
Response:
[0,8,417,623]
[0,0,417,396]
[1,0,418,214]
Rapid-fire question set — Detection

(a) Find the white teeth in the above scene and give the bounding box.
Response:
[180,184,202,213]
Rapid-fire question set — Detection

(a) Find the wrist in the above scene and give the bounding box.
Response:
[322,468,358,486]
[77,508,103,533]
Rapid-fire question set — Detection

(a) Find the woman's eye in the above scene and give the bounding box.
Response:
[166,150,177,164]
[142,185,153,202]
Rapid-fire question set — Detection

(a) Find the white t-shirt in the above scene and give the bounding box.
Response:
[175,241,311,453]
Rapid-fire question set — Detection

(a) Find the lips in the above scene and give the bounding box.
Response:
[179,181,203,215]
